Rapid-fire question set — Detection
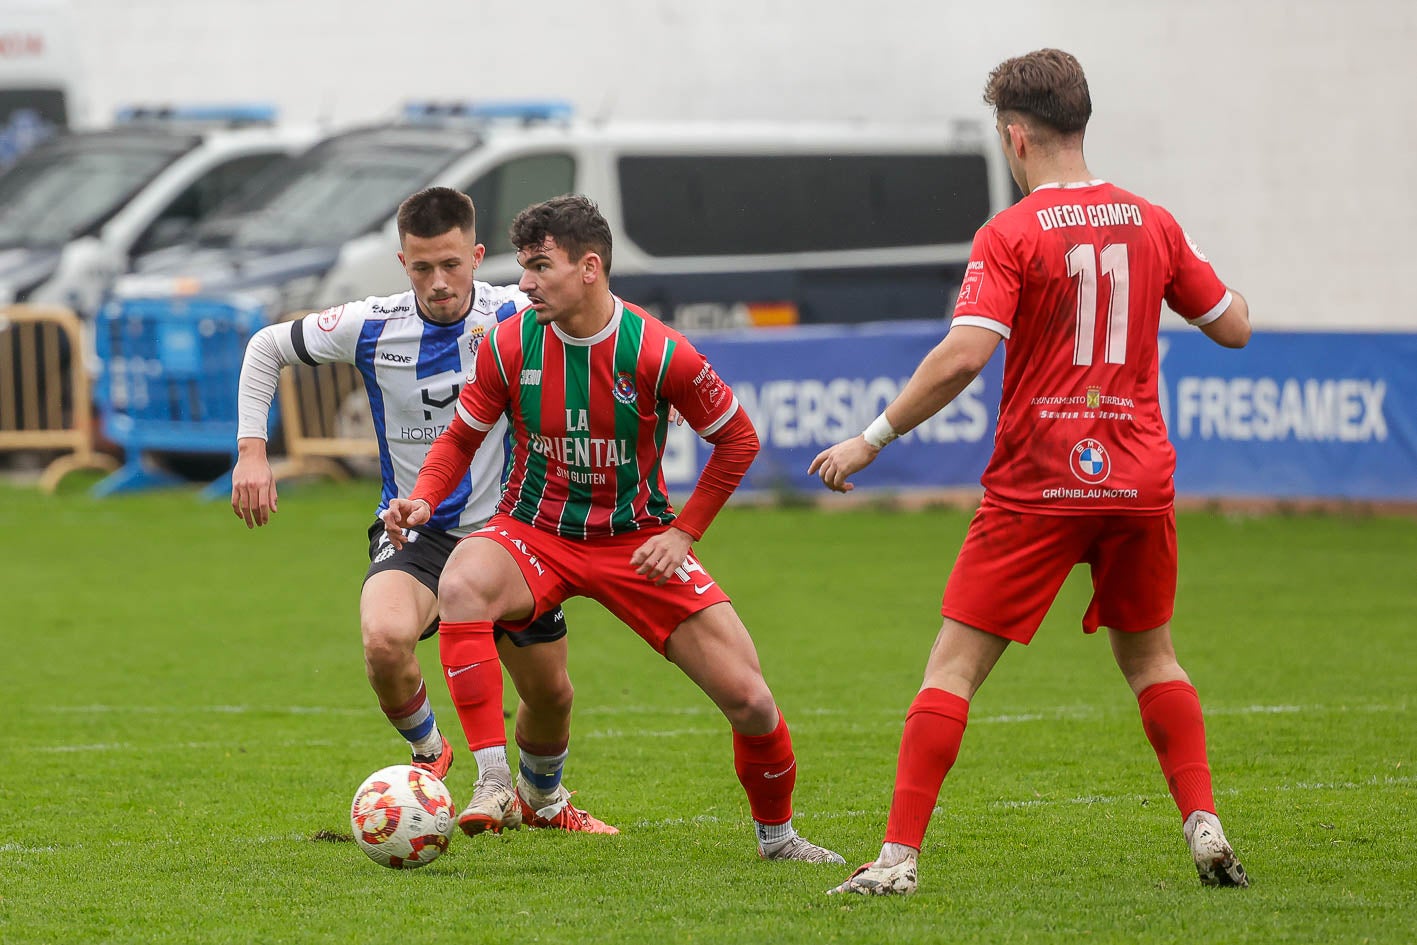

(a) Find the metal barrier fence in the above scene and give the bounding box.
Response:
[0,304,120,492]
[268,310,379,483]
[92,295,271,498]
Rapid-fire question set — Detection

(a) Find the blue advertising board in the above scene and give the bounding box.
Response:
[660,321,994,494]
[662,323,1417,501]
[1160,330,1417,500]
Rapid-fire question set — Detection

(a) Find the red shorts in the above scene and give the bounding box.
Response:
[465,513,732,655]
[941,501,1177,644]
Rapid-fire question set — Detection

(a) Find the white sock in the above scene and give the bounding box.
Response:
[409,725,443,758]
[876,841,918,868]
[756,819,796,849]
[472,746,511,780]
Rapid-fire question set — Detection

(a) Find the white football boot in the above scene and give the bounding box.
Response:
[1184,810,1249,887]
[826,856,919,895]
[761,834,847,864]
[457,768,522,836]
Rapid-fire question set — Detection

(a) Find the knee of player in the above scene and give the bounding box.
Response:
[521,675,574,715]
[716,680,778,731]
[361,624,417,673]
[1118,657,1188,695]
[434,564,502,616]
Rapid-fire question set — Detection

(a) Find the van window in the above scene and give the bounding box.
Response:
[203,139,467,251]
[618,154,991,257]
[0,135,193,248]
[134,152,294,255]
[465,152,575,256]
[0,88,67,169]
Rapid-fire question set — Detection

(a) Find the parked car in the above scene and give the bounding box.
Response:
[0,105,317,317]
[116,101,1011,329]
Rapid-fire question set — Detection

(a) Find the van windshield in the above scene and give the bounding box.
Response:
[0,134,195,249]
[195,134,470,252]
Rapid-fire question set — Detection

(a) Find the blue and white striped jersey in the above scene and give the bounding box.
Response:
[283,284,526,535]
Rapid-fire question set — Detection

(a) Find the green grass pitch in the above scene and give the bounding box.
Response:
[1,480,1413,943]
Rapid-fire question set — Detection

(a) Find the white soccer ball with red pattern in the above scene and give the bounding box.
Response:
[350,765,455,869]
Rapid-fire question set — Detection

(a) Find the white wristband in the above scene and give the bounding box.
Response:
[863,413,899,450]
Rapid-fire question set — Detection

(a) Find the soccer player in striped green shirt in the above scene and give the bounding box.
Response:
[385,195,841,863]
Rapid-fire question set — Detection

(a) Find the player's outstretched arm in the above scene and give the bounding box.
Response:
[810,325,1000,493]
[632,405,758,583]
[391,412,491,550]
[231,325,295,528]
[807,436,878,494]
[382,498,432,550]
[231,437,278,528]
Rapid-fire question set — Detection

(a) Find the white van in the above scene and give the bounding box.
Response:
[118,103,1011,329]
[0,0,82,168]
[0,106,317,317]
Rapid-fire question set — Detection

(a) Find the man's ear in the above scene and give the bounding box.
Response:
[1008,122,1028,159]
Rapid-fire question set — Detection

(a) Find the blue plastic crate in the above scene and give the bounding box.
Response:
[92,294,275,497]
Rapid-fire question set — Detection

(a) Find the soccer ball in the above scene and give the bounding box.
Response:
[350,765,455,869]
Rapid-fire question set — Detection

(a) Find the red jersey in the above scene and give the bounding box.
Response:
[953,181,1231,513]
[453,297,739,538]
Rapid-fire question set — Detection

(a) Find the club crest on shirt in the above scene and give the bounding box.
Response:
[1085,386,1102,409]
[463,326,487,383]
[1069,438,1111,484]
[317,304,345,332]
[612,371,638,405]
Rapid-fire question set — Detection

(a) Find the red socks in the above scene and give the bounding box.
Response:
[875,680,1215,849]
[438,620,505,751]
[733,710,795,825]
[1138,679,1216,819]
[883,688,969,849]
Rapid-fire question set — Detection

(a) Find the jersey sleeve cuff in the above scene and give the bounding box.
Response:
[695,396,741,437]
[950,315,1011,339]
[455,401,496,432]
[1185,290,1233,328]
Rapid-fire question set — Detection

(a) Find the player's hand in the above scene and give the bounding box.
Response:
[231,442,278,528]
[668,406,686,426]
[631,526,694,586]
[383,498,431,550]
[807,436,880,493]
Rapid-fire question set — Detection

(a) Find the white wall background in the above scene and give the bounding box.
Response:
[59,0,1417,329]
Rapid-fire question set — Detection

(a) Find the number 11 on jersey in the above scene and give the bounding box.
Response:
[1067,243,1130,366]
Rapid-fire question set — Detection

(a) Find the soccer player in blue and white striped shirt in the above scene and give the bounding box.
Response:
[232,188,614,834]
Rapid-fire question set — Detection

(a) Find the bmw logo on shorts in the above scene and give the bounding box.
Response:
[1070,438,1111,484]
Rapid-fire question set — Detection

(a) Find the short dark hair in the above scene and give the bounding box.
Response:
[396,187,476,241]
[984,48,1092,136]
[509,194,613,274]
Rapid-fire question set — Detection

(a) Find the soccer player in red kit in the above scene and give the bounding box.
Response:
[810,49,1253,896]
[384,194,842,864]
